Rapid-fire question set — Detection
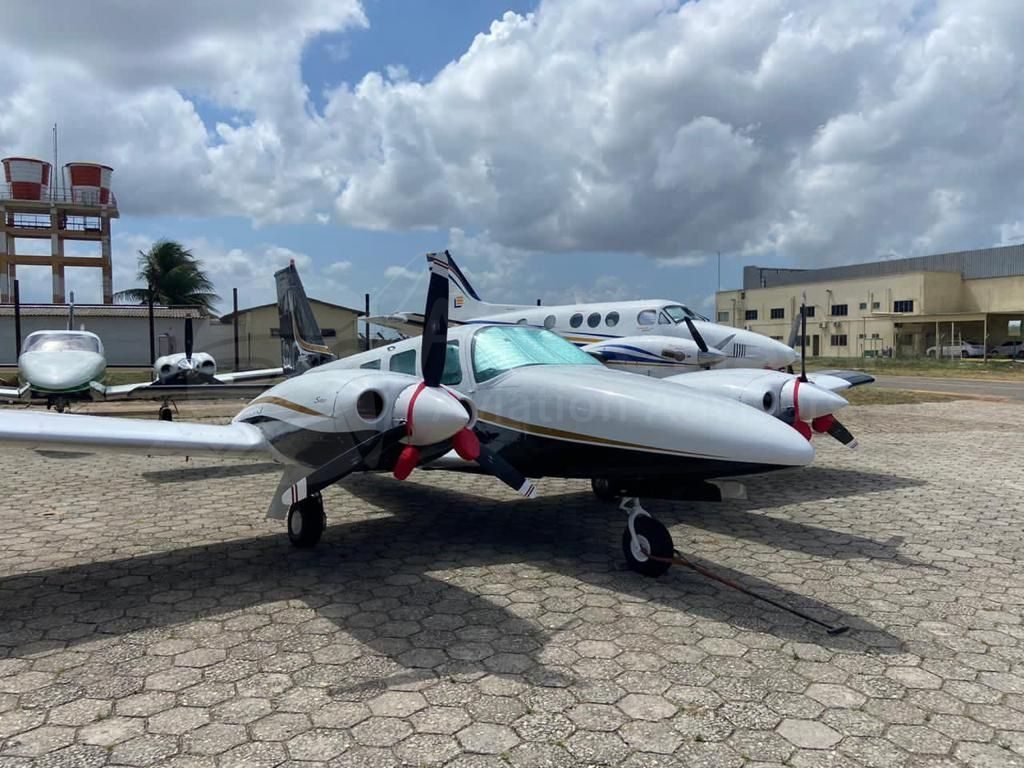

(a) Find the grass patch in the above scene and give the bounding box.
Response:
[807,356,1024,379]
[843,387,966,405]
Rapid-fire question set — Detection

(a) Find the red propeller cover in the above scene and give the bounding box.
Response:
[393,445,421,480]
[452,428,481,461]
[812,414,836,434]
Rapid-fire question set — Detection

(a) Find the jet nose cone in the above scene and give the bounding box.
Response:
[775,341,798,368]
[783,380,848,420]
[398,385,470,446]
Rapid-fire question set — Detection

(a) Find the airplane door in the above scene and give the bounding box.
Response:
[812,335,820,357]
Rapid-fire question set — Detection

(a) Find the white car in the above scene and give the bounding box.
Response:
[988,340,1024,358]
[925,341,986,358]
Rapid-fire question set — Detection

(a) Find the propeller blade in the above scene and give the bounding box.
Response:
[683,316,709,353]
[421,252,450,387]
[475,444,537,497]
[300,424,408,496]
[827,418,859,449]
[799,293,808,382]
[185,317,194,362]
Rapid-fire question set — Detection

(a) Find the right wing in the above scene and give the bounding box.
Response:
[366,312,424,337]
[215,368,283,384]
[0,410,269,457]
[96,381,273,401]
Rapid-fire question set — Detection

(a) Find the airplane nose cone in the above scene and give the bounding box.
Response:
[782,379,848,420]
[396,384,470,446]
[20,351,104,391]
[774,341,798,368]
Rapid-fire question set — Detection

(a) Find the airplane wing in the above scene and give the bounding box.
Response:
[807,370,876,391]
[0,409,269,456]
[0,383,30,402]
[215,367,284,383]
[96,381,272,401]
[367,312,425,337]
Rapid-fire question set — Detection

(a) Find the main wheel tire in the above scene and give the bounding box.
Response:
[591,478,620,502]
[158,406,173,422]
[622,516,673,578]
[288,495,325,548]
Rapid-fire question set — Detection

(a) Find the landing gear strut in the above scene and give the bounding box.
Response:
[591,477,621,502]
[620,497,673,578]
[158,400,178,422]
[287,493,325,548]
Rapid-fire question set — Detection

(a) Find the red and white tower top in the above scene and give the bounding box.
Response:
[65,162,114,205]
[2,157,52,200]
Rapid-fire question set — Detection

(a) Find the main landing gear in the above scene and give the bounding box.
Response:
[158,400,179,421]
[287,493,326,548]
[620,497,674,578]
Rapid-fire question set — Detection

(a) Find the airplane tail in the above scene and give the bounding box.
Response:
[434,250,525,321]
[275,261,336,375]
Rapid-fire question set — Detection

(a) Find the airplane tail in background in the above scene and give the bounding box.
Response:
[433,250,526,322]
[275,261,336,375]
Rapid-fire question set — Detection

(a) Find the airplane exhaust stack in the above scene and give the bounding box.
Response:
[2,157,51,200]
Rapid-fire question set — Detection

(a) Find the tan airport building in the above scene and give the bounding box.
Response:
[715,244,1024,359]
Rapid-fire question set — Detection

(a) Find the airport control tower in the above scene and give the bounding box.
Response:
[0,157,119,304]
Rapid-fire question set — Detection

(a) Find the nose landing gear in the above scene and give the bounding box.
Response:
[620,497,673,578]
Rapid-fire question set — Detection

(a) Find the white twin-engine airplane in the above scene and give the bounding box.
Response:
[0,296,282,418]
[370,251,798,374]
[0,254,818,577]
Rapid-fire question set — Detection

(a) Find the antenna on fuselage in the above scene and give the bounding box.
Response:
[68,291,75,331]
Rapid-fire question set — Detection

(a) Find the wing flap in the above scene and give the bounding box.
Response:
[0,410,268,457]
[0,383,30,401]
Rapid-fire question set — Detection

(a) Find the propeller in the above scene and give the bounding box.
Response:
[683,316,727,369]
[184,317,194,363]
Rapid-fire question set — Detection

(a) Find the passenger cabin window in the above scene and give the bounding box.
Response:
[587,312,601,328]
[359,359,381,370]
[569,313,583,328]
[543,315,556,329]
[516,318,529,325]
[471,326,600,383]
[442,342,462,385]
[637,310,657,326]
[605,311,620,327]
[388,349,417,375]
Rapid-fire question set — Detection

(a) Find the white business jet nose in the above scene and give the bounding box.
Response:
[781,379,848,420]
[20,351,105,390]
[394,384,470,446]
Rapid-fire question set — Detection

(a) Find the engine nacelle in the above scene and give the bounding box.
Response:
[153,352,217,382]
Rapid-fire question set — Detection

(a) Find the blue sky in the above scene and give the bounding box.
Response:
[6,0,1019,313]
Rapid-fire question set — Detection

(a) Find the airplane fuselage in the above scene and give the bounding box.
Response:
[18,331,106,400]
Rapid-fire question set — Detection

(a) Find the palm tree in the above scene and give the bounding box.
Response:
[115,240,219,314]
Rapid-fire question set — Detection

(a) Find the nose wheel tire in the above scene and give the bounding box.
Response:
[287,494,325,548]
[158,405,173,422]
[622,515,673,578]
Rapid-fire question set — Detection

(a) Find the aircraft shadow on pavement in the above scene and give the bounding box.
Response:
[141,461,281,483]
[0,476,905,698]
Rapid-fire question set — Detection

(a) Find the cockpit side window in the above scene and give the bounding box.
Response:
[637,310,657,326]
[388,349,417,375]
[359,359,381,370]
[442,341,462,385]
[658,312,672,324]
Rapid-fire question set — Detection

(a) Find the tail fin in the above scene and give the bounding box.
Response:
[432,250,525,321]
[275,261,336,375]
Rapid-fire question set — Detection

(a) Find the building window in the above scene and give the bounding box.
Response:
[770,308,785,319]
[717,311,729,323]
[859,302,867,310]
[804,306,815,318]
[893,299,914,313]
[605,311,619,327]
[745,309,758,321]
[872,301,880,310]
[271,328,336,338]
[831,334,848,347]
[830,304,848,316]
[569,313,583,328]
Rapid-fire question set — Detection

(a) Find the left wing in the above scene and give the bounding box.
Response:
[215,367,283,383]
[0,383,30,402]
[0,409,268,456]
[96,381,273,401]
[367,312,424,337]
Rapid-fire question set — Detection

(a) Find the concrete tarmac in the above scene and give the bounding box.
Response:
[872,373,1024,400]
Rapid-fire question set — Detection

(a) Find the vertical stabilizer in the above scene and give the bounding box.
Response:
[274,261,336,375]
[436,251,526,322]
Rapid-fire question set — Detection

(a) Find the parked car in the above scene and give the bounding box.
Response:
[925,341,986,358]
[988,340,1024,358]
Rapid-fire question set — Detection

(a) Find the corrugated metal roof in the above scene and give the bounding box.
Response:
[744,244,1024,289]
[0,304,202,318]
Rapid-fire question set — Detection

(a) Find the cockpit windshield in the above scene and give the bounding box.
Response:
[472,326,600,382]
[663,304,710,323]
[23,332,100,354]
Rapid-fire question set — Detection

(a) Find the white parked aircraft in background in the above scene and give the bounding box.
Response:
[370,251,797,374]
[0,297,282,417]
[0,254,817,577]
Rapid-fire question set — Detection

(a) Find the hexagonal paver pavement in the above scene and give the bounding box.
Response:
[3,398,1024,765]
